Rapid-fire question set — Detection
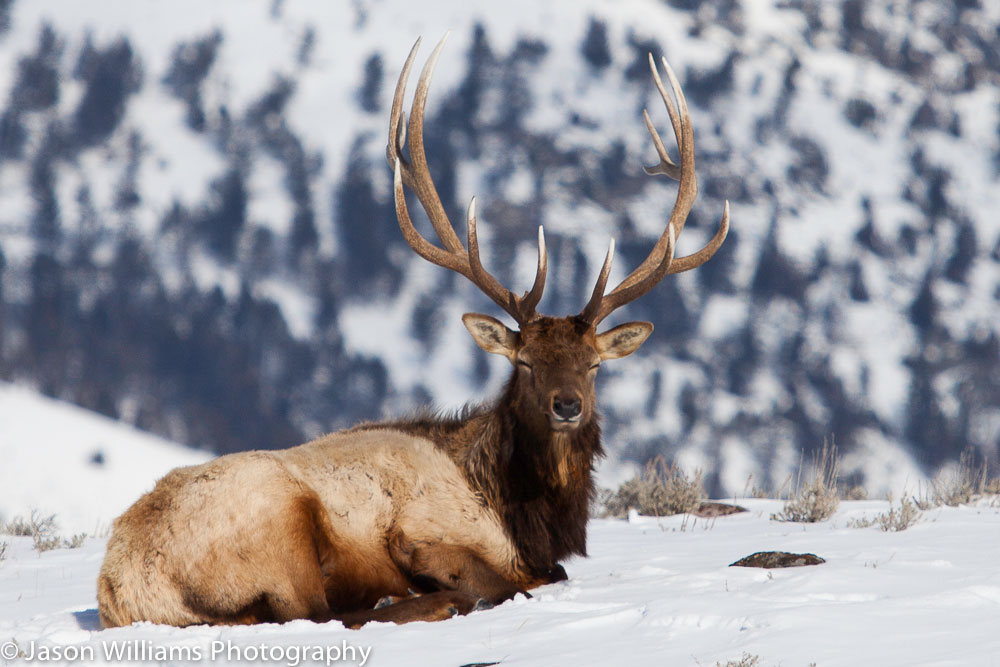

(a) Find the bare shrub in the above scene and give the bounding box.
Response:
[933,448,983,506]
[920,448,993,508]
[876,494,921,531]
[603,457,704,518]
[771,441,840,523]
[984,476,1000,507]
[717,654,761,667]
[63,533,87,549]
[841,485,868,500]
[1,515,39,536]
[33,534,62,553]
[741,474,769,499]
[1,511,83,553]
[0,541,8,562]
[849,492,921,532]
[25,511,61,553]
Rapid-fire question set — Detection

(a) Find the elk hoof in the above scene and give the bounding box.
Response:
[472,598,494,612]
[438,591,483,618]
[374,596,395,610]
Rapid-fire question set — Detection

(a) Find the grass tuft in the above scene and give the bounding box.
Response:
[933,448,981,506]
[771,440,840,523]
[603,457,704,518]
[849,491,921,532]
[26,511,61,553]
[1,514,40,536]
[919,448,993,508]
[716,653,761,667]
[841,485,868,501]
[1,511,86,552]
[63,533,87,549]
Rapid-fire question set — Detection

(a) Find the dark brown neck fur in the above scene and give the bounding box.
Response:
[354,374,604,575]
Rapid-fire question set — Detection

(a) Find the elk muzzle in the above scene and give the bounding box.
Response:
[549,391,584,430]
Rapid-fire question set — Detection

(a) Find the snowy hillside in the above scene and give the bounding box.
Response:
[0,382,209,535]
[0,0,996,494]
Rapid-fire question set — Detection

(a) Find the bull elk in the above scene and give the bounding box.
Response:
[97,34,729,629]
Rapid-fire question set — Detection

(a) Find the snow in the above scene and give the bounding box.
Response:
[338,257,487,411]
[257,278,318,340]
[4,500,1000,666]
[2,385,999,666]
[0,382,210,536]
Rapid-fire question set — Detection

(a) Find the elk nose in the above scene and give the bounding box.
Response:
[552,395,582,421]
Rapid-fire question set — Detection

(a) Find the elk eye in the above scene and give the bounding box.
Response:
[517,360,533,372]
[589,363,601,372]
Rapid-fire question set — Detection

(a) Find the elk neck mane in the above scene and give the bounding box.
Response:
[351,372,604,575]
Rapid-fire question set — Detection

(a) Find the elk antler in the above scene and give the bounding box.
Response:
[579,54,730,327]
[388,34,547,326]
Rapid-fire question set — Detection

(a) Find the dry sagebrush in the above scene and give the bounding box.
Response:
[771,442,840,523]
[602,457,705,518]
[1,511,86,553]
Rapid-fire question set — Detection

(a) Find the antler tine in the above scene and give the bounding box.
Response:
[466,197,520,315]
[654,54,728,272]
[668,200,729,274]
[519,226,548,316]
[393,158,468,276]
[578,55,691,326]
[642,53,682,180]
[590,224,676,325]
[387,38,420,171]
[611,55,695,295]
[579,54,730,327]
[389,32,465,254]
[467,200,548,323]
[390,36,548,326]
[408,33,464,254]
[578,240,615,324]
[657,55,697,242]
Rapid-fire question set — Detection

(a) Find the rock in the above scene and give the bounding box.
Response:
[730,551,826,568]
[693,501,747,518]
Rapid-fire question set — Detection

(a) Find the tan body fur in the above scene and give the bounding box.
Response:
[98,429,523,628]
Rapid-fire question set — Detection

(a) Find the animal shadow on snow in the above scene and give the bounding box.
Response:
[73,608,102,631]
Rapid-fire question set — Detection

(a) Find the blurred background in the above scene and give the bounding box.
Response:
[0,0,996,497]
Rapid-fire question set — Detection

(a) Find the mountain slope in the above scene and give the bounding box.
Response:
[0,0,996,494]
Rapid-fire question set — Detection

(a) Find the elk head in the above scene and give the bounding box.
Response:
[387,34,730,437]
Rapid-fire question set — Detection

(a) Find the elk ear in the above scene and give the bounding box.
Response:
[595,321,653,360]
[462,313,519,360]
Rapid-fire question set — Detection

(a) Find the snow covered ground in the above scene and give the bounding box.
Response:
[2,501,999,667]
[2,384,999,666]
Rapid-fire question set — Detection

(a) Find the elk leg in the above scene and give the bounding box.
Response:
[262,495,335,623]
[332,590,484,629]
